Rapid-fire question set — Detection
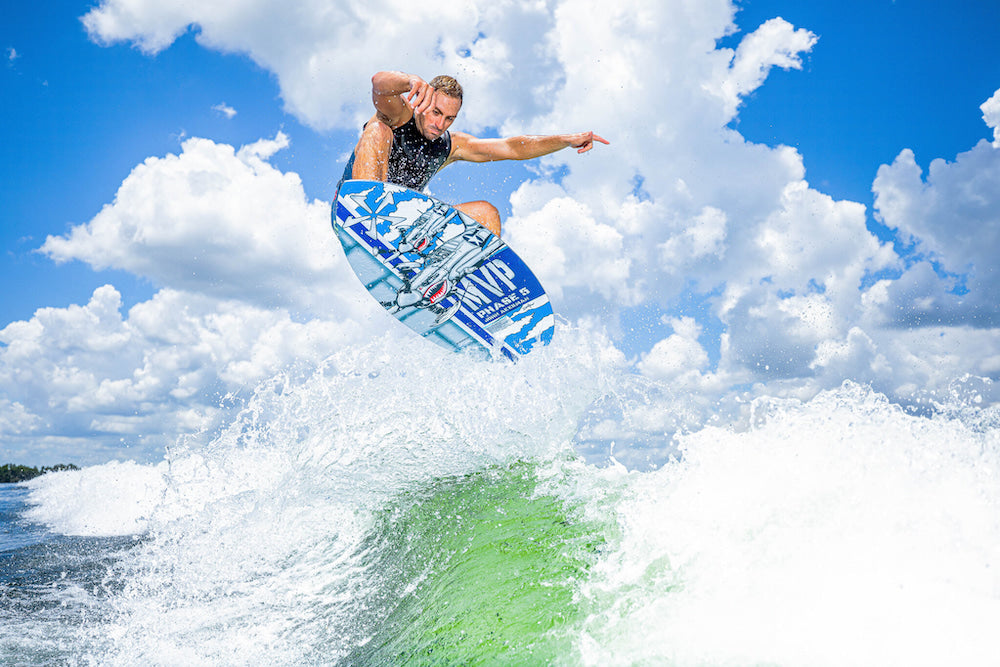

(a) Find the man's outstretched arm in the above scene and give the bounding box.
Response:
[448,131,609,164]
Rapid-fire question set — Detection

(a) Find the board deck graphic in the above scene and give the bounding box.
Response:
[332,180,555,360]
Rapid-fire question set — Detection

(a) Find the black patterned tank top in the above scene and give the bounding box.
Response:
[385,116,452,191]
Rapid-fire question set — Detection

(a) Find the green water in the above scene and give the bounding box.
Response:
[343,462,607,665]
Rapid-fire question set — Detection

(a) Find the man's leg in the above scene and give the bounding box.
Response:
[455,200,502,237]
[351,119,393,180]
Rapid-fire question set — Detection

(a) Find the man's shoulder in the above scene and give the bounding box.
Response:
[448,131,497,162]
[380,107,414,131]
[447,130,475,152]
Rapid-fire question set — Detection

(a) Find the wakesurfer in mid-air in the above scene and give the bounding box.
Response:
[336,70,609,238]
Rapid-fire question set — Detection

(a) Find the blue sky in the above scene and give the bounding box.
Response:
[727,1,1000,204]
[2,0,1000,466]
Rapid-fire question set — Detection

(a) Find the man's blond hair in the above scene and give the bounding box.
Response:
[429,75,463,102]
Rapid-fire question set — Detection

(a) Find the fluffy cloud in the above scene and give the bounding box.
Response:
[872,325,1000,400]
[0,399,40,438]
[40,133,353,313]
[982,88,1000,147]
[638,317,710,386]
[707,17,818,120]
[0,284,366,465]
[658,207,728,270]
[212,102,237,119]
[872,126,1000,326]
[505,182,634,306]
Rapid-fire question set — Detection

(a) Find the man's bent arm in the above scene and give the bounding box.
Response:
[449,131,609,164]
[371,71,434,127]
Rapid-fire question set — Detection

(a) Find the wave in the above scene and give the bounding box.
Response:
[14,333,1000,665]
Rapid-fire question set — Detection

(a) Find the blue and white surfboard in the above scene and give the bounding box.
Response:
[332,180,555,360]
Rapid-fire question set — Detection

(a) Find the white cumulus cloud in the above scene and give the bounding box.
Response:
[638,317,710,385]
[0,285,367,464]
[212,102,237,119]
[707,17,819,120]
[40,133,354,313]
[982,87,1000,147]
[872,118,1000,327]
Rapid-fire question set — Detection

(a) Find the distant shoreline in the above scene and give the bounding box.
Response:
[0,463,80,484]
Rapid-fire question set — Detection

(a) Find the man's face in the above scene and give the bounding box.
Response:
[415,92,461,140]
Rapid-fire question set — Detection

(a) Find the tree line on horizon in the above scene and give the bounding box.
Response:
[0,463,80,484]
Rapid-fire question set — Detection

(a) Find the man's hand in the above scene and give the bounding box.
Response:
[568,131,610,154]
[405,76,435,115]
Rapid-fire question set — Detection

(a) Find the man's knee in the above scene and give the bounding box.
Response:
[456,200,501,237]
[464,200,499,218]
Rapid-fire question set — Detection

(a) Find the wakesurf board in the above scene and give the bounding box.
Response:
[332,179,555,360]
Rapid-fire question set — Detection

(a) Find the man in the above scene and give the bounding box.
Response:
[337,70,609,237]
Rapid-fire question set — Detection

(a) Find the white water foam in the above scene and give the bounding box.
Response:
[21,331,621,665]
[24,461,167,536]
[570,382,1000,667]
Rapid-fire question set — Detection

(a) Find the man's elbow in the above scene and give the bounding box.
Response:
[371,71,392,93]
